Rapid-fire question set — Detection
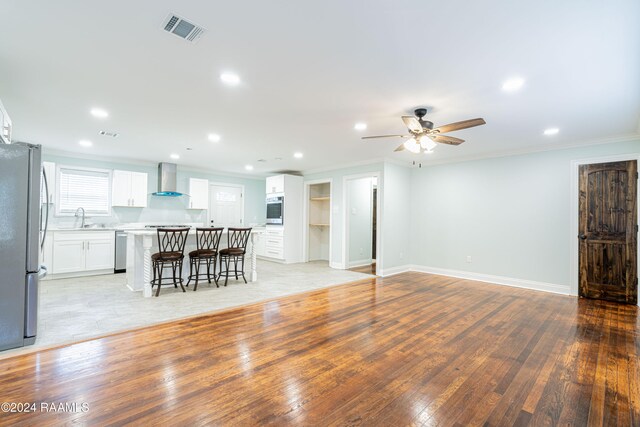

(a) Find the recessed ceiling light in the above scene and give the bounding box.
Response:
[170,153,180,160]
[294,152,303,159]
[354,122,367,131]
[220,72,240,86]
[208,133,221,142]
[502,77,525,92]
[90,108,109,118]
[544,128,559,136]
[78,140,93,147]
[245,165,254,171]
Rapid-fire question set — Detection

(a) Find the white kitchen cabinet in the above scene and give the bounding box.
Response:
[188,178,209,209]
[85,238,114,270]
[254,233,266,257]
[111,170,130,206]
[262,174,303,263]
[266,175,285,194]
[41,161,56,204]
[51,231,114,275]
[52,240,85,274]
[112,170,148,207]
[130,172,148,207]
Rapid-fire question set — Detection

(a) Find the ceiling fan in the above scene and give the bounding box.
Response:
[362,108,486,154]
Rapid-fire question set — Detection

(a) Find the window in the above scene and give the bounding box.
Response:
[55,166,112,216]
[216,191,237,202]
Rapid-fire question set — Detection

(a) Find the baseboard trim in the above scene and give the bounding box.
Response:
[348,259,373,268]
[45,269,114,281]
[409,265,570,295]
[379,265,413,277]
[330,261,346,270]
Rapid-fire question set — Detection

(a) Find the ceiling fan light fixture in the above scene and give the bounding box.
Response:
[419,136,437,151]
[404,138,421,154]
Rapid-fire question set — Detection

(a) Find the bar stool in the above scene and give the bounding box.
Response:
[151,228,189,297]
[187,227,223,291]
[218,227,252,286]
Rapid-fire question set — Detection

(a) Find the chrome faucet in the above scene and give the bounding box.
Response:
[75,207,86,228]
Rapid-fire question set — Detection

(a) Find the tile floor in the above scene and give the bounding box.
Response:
[33,260,372,349]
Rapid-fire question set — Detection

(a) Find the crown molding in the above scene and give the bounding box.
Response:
[301,157,387,176]
[418,133,640,167]
[41,147,266,181]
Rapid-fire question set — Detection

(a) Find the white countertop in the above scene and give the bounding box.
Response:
[49,227,123,232]
[126,228,265,236]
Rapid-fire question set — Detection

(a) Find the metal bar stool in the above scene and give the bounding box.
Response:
[218,227,252,286]
[187,227,223,291]
[151,228,189,297]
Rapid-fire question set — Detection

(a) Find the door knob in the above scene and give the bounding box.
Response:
[578,234,587,240]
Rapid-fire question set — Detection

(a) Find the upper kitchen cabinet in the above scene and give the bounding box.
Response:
[112,170,148,208]
[266,175,285,194]
[188,178,208,209]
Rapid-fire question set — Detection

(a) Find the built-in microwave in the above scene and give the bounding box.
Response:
[266,196,284,225]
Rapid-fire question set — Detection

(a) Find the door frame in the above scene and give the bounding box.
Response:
[570,153,640,304]
[207,182,245,227]
[342,172,382,276]
[302,178,333,264]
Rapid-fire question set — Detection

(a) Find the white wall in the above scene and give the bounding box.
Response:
[346,177,373,267]
[409,139,640,291]
[380,162,412,274]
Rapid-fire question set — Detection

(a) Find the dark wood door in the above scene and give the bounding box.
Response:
[579,160,637,304]
[372,188,377,259]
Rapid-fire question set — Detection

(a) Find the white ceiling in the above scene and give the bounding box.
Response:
[1,0,638,175]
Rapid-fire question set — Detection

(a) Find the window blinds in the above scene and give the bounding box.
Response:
[57,167,111,215]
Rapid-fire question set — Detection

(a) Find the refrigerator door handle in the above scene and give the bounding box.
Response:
[24,272,39,338]
[41,166,49,251]
[38,265,47,279]
[26,145,42,272]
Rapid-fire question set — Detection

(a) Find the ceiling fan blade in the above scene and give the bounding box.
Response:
[433,118,486,134]
[430,134,465,145]
[361,134,409,140]
[402,116,423,133]
[394,143,406,152]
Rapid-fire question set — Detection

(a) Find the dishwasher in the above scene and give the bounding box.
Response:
[114,230,127,273]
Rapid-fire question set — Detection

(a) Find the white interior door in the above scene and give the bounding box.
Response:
[209,185,244,227]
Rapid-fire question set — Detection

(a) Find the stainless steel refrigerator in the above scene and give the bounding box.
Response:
[0,141,48,351]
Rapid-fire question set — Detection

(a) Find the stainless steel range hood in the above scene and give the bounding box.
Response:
[152,162,183,197]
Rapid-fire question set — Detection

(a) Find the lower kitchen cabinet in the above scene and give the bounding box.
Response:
[254,234,266,257]
[84,238,115,270]
[51,231,114,275]
[52,240,86,274]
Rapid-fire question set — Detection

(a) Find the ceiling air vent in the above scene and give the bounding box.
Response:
[162,13,205,43]
[99,130,119,138]
[272,170,303,176]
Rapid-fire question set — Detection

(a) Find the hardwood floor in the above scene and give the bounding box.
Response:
[0,272,638,426]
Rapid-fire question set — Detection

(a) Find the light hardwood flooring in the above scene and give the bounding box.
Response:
[1,272,638,425]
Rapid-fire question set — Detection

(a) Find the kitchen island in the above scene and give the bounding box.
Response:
[125,228,264,297]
